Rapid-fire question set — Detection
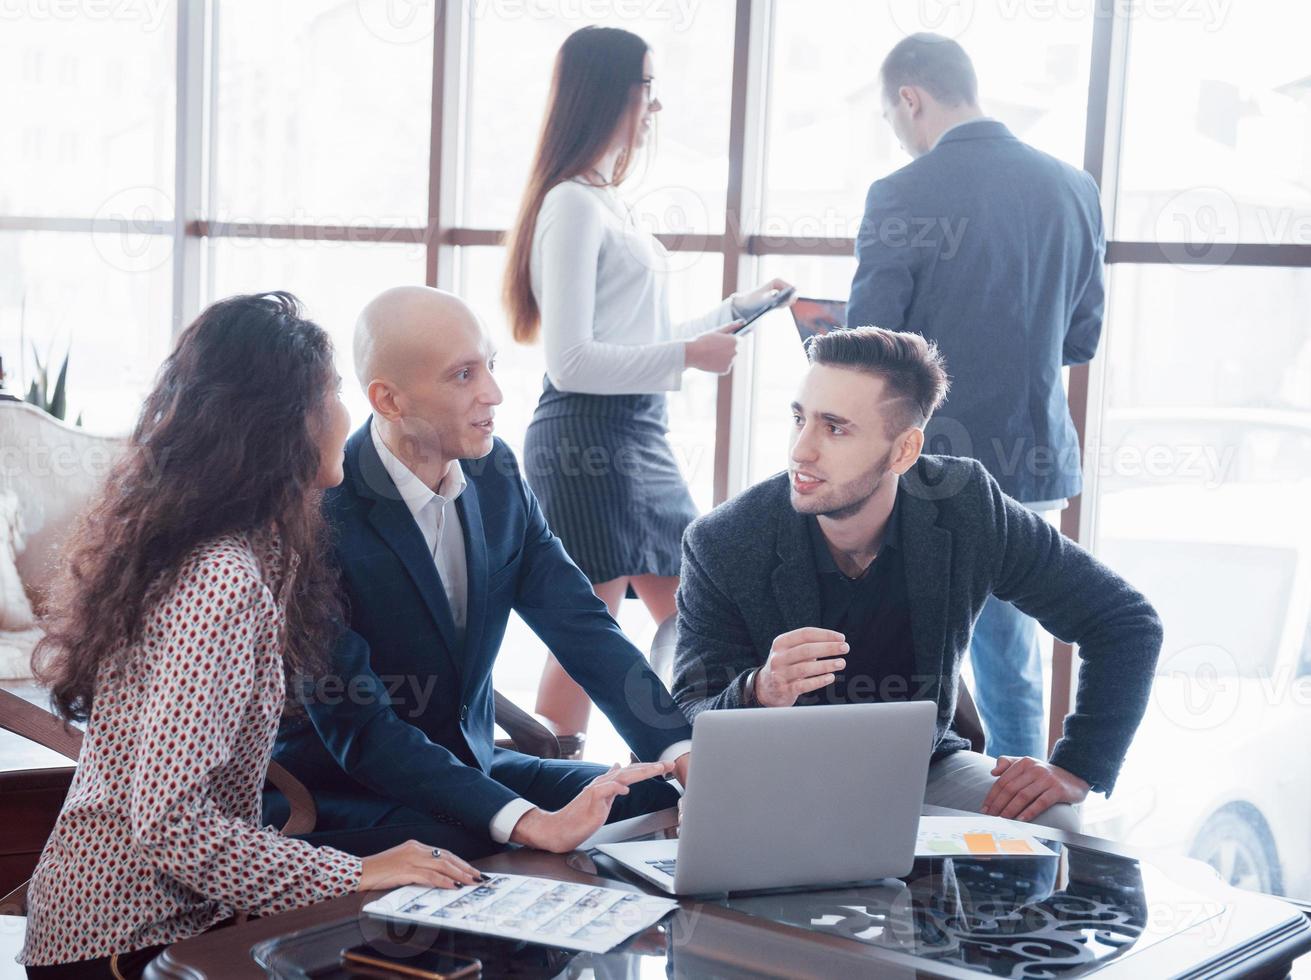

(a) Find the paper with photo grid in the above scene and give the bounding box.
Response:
[362,873,678,954]
[916,816,1059,858]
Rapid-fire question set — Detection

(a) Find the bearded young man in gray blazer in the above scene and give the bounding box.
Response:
[671,328,1161,831]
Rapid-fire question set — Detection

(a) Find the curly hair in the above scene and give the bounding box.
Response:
[34,291,341,722]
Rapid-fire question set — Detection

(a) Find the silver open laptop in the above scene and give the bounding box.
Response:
[595,701,936,895]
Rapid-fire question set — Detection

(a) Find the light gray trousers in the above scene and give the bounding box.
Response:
[924,750,1082,835]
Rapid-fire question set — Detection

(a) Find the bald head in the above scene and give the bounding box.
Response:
[353,285,481,393]
[353,286,502,474]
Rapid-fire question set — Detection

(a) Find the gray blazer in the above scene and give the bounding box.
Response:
[848,119,1105,503]
[671,456,1161,795]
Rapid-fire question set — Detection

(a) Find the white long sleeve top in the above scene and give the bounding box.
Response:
[529,178,735,395]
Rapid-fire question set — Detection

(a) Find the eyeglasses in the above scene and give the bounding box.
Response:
[639,75,658,107]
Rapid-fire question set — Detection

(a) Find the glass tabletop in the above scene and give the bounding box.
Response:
[714,841,1229,977]
[252,837,1230,979]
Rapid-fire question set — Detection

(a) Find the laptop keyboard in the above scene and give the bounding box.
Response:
[645,859,677,876]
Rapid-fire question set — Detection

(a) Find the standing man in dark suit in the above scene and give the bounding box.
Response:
[672,328,1159,830]
[847,33,1106,759]
[270,286,692,859]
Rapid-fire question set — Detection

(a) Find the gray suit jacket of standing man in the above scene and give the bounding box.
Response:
[671,456,1162,796]
[847,119,1105,503]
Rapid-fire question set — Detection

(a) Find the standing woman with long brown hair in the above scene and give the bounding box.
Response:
[19,293,482,980]
[503,26,794,736]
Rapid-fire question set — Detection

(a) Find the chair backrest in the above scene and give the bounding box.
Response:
[0,402,124,599]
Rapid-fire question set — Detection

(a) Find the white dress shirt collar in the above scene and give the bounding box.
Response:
[370,418,467,518]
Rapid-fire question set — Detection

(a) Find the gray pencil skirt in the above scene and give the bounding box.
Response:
[522,377,698,584]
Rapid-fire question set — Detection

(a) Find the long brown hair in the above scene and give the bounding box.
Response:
[34,292,341,722]
[503,25,651,345]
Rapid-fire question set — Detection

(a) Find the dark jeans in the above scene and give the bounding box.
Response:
[969,593,1047,759]
[264,747,681,857]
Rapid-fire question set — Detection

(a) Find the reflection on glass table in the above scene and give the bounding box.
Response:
[168,803,1311,979]
[258,842,1225,978]
[718,844,1223,978]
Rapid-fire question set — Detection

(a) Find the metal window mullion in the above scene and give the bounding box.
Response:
[427,0,470,290]
[1047,0,1130,755]
[714,0,771,505]
[725,0,775,503]
[1075,0,1130,552]
[201,0,220,305]
[171,0,208,335]
[0,217,172,234]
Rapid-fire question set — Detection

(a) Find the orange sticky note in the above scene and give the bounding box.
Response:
[963,833,999,854]
[999,839,1034,855]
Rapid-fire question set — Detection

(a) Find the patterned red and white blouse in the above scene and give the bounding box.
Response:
[19,530,362,967]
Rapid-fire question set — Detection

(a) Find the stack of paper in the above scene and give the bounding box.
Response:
[915,816,1059,858]
[363,873,678,954]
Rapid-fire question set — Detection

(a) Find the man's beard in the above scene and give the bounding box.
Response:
[792,448,896,520]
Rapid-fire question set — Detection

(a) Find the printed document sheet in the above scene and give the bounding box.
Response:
[916,816,1059,858]
[363,873,678,953]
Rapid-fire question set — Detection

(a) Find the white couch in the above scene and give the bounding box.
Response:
[0,400,124,680]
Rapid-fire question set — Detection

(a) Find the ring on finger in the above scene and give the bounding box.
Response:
[431,848,442,860]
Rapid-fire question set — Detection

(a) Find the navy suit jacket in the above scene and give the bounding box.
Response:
[847,119,1105,503]
[273,421,693,831]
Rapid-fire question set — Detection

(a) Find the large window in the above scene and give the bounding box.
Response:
[209,238,427,422]
[0,8,176,219]
[0,8,176,432]
[462,3,736,233]
[1115,2,1311,246]
[0,231,173,434]
[761,0,1093,236]
[207,0,435,430]
[213,1,433,225]
[1081,265,1311,899]
[1072,1,1311,902]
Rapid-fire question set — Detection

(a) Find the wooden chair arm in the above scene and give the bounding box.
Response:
[265,760,317,837]
[0,689,81,915]
[0,688,82,761]
[493,691,561,760]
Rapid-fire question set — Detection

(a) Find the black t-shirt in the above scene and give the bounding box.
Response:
[797,499,917,707]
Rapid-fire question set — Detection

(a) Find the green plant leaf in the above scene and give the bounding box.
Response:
[49,351,69,421]
[25,380,39,406]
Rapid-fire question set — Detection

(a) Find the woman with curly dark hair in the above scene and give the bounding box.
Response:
[19,293,482,980]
